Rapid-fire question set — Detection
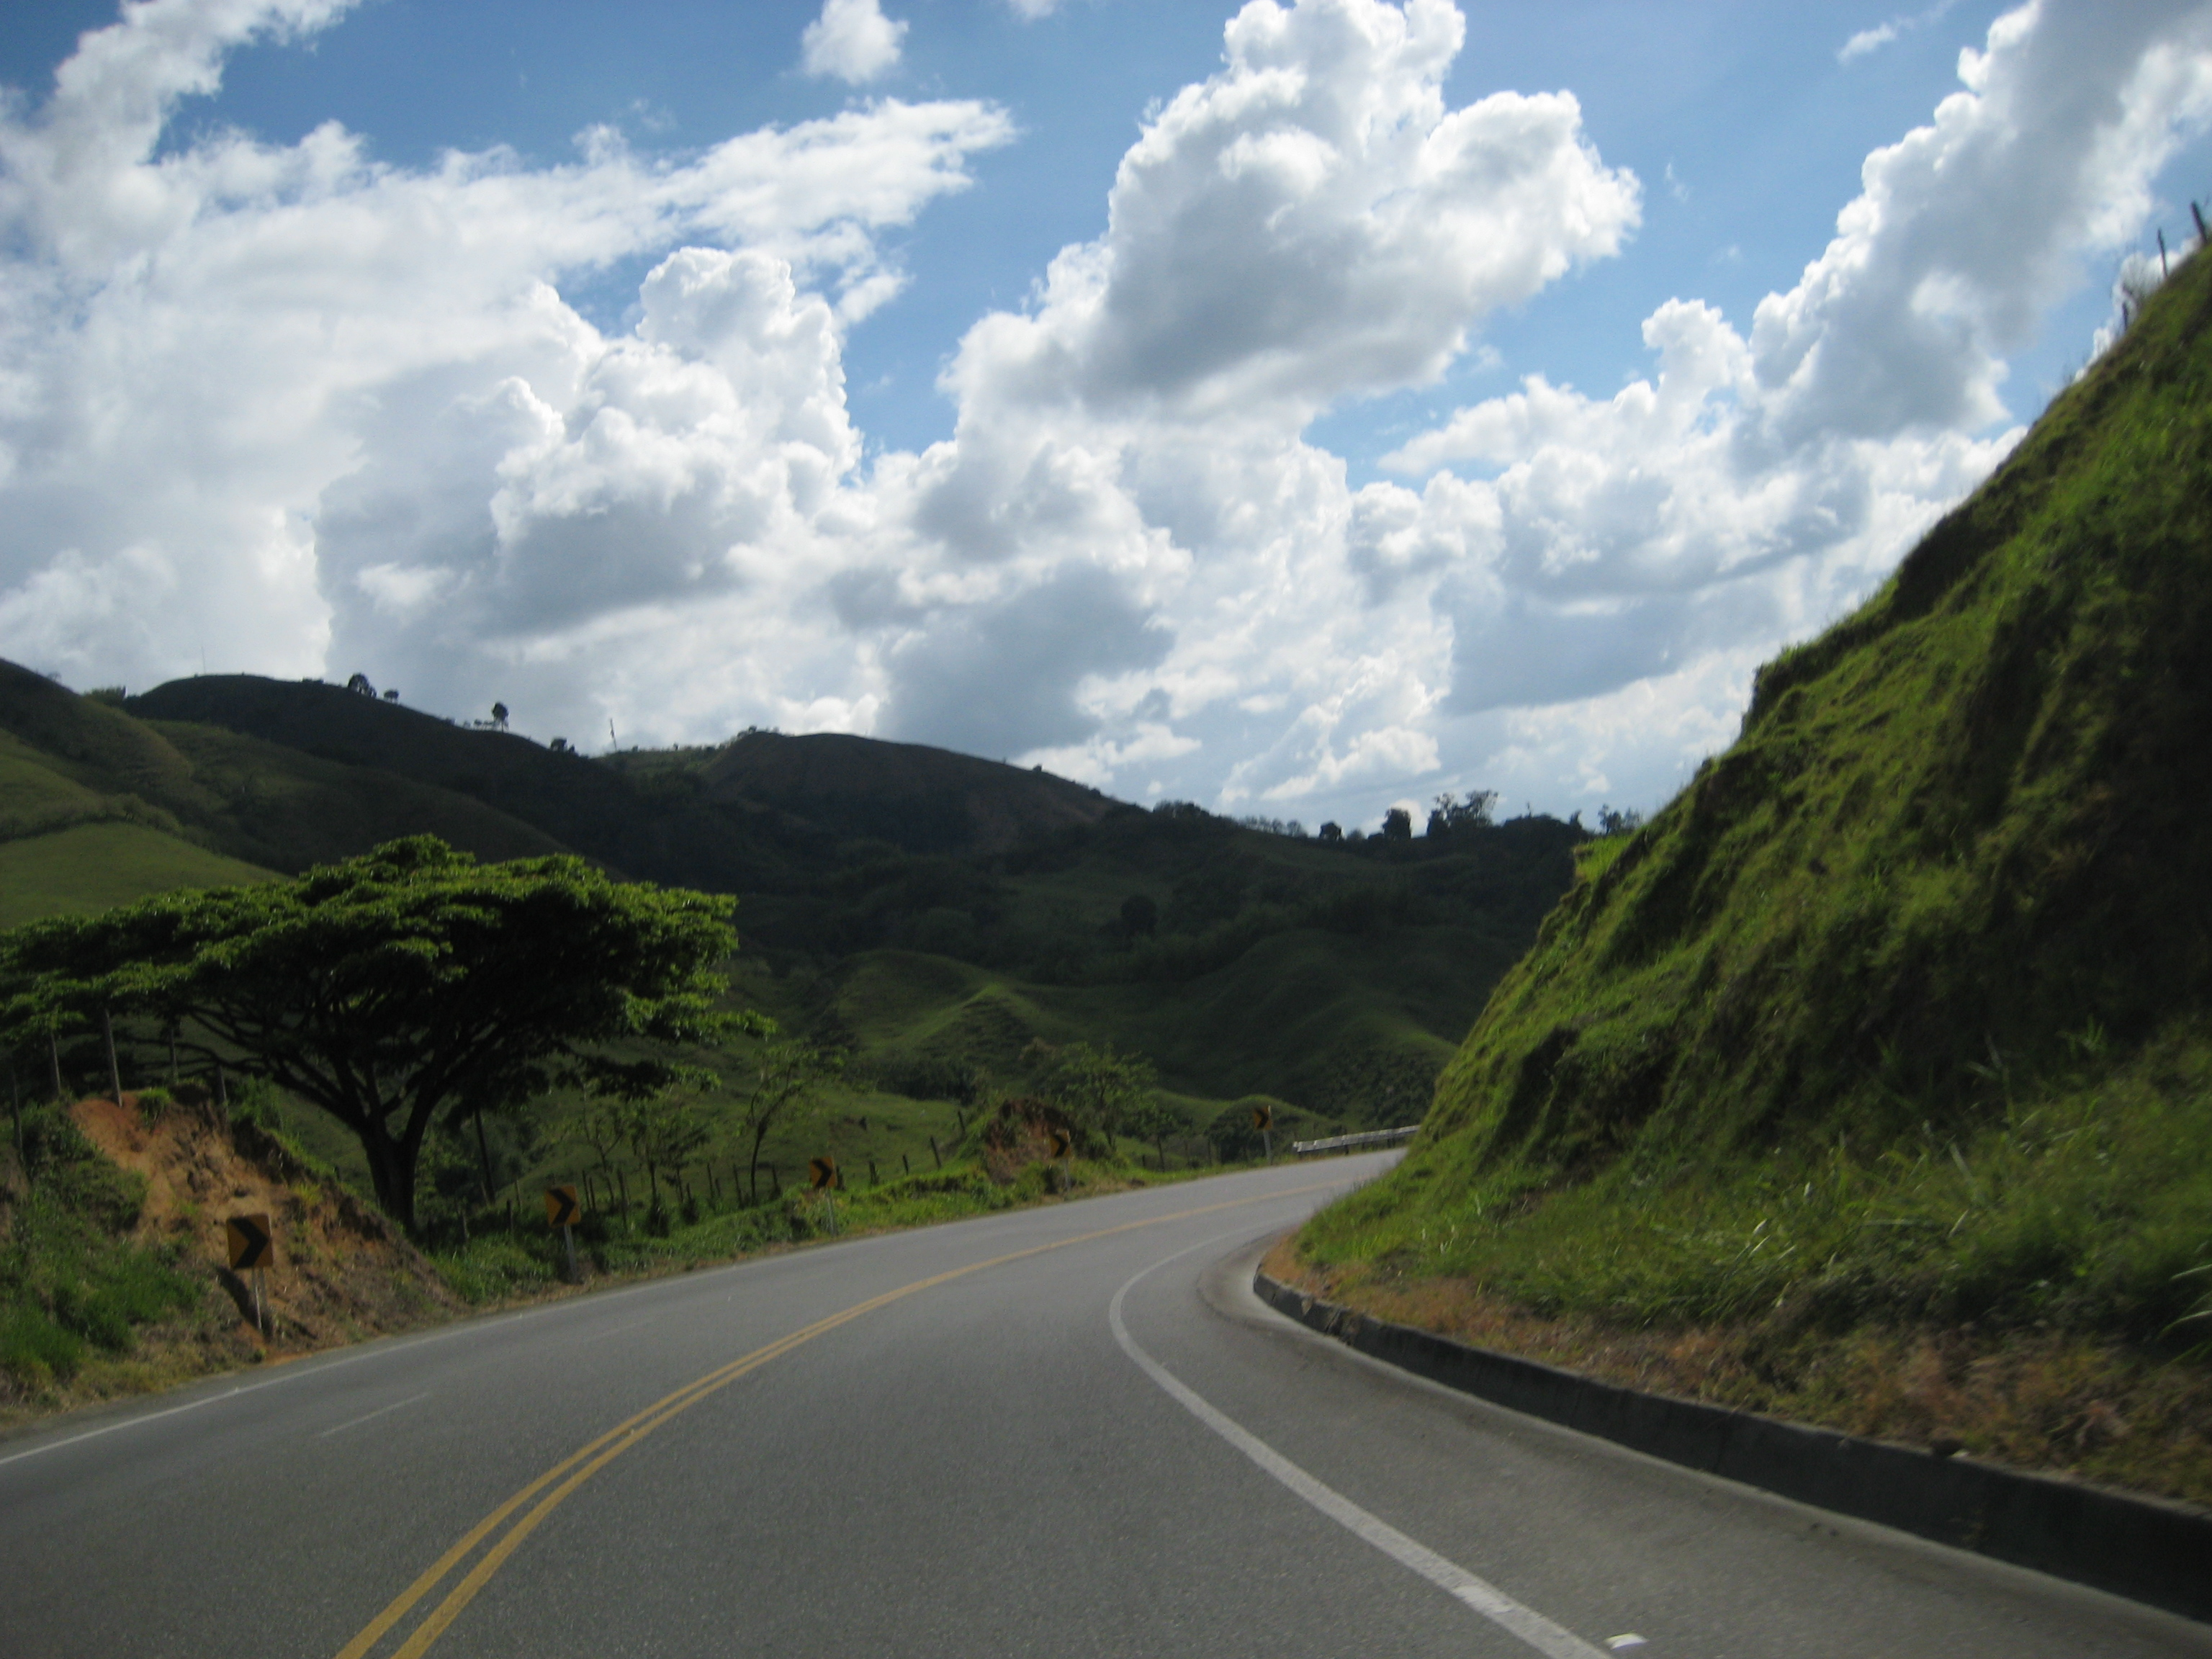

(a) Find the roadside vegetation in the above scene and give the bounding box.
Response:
[0,1056,1290,1422]
[0,1102,200,1394]
[426,1143,1215,1308]
[1288,240,2212,1506]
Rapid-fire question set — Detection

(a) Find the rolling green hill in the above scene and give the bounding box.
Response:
[6,657,1583,1202]
[1295,240,2212,1502]
[127,675,706,878]
[0,661,575,878]
[125,679,1119,886]
[694,729,1117,855]
[92,667,1584,1128]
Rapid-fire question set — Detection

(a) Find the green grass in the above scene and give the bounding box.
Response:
[0,729,106,828]
[1294,243,2212,1445]
[145,720,573,872]
[1,1107,204,1393]
[1305,1029,2212,1346]
[0,822,277,929]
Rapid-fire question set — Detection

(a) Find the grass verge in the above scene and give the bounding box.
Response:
[1284,1050,2212,1507]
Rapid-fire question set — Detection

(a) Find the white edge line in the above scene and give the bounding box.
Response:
[0,1381,255,1469]
[577,1316,658,1344]
[1110,1235,1611,1659]
[316,1391,433,1439]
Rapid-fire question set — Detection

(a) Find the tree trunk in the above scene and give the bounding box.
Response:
[101,1007,123,1106]
[49,1026,63,1102]
[359,1123,420,1233]
[474,1107,495,1203]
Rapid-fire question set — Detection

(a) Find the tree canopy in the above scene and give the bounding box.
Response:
[0,836,741,1231]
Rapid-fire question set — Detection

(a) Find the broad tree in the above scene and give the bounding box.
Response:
[0,836,741,1232]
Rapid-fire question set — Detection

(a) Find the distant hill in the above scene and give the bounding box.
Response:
[698,729,1115,856]
[127,675,667,873]
[0,660,570,877]
[9,661,1586,1133]
[1296,236,2212,1502]
[124,676,1121,884]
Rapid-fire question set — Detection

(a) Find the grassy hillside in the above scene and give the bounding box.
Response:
[693,729,1117,855]
[127,678,1124,892]
[0,679,285,920]
[127,675,698,873]
[0,662,575,879]
[145,721,570,871]
[1295,246,2212,1501]
[0,824,276,930]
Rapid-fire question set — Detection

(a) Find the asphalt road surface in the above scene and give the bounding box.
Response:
[4,1154,2207,1658]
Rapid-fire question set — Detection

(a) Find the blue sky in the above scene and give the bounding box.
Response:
[2,0,2208,827]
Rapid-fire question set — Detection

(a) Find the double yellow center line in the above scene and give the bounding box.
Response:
[337,1179,1338,1658]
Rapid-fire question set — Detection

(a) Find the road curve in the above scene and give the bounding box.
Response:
[2,1155,2206,1658]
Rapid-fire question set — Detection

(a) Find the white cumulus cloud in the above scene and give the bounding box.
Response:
[845,0,1636,789]
[2,0,2208,832]
[1372,0,2212,809]
[801,0,908,85]
[0,0,1006,724]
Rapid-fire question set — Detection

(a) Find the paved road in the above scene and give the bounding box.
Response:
[3,1156,2206,1658]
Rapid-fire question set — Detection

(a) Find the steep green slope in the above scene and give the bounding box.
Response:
[1297,246,2212,1499]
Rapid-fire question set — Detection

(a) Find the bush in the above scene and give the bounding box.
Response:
[0,1305,84,1382]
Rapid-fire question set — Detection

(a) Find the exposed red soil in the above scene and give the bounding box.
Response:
[70,1092,463,1357]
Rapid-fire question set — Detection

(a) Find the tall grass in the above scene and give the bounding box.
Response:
[1305,1025,2212,1354]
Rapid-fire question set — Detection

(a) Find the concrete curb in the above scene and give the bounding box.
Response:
[1253,1270,2212,1625]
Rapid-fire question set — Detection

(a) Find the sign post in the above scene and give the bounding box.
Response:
[544,1185,583,1282]
[1251,1104,1274,1163]
[1048,1125,1074,1192]
[225,1213,274,1336]
[809,1156,840,1235]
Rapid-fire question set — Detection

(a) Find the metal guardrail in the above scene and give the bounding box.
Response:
[1290,1125,1421,1156]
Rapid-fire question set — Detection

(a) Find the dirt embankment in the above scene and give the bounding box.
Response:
[69,1093,463,1362]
